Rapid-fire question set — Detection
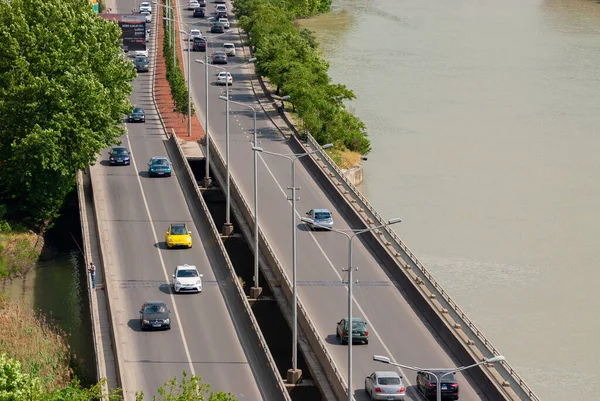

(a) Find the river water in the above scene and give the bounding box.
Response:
[301,0,600,400]
[0,196,95,384]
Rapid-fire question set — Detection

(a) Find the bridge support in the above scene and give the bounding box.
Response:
[250,286,263,299]
[202,177,212,188]
[222,222,234,236]
[287,368,302,385]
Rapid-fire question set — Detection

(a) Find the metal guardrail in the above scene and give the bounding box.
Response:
[169,132,291,401]
[303,132,540,401]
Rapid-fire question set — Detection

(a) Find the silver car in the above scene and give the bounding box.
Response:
[365,371,406,400]
[305,208,333,230]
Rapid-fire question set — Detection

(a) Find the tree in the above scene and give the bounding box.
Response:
[135,371,237,401]
[0,353,44,400]
[0,0,136,226]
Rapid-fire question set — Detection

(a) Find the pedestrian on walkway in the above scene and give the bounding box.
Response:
[88,262,96,289]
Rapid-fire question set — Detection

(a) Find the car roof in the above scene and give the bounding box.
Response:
[191,29,201,33]
[144,300,167,306]
[171,223,186,228]
[151,156,168,161]
[374,371,401,378]
[112,146,128,151]
[223,42,234,46]
[313,208,331,213]
[133,107,144,111]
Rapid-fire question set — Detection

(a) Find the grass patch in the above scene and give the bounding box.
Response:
[326,147,362,170]
[0,296,72,392]
[0,232,41,278]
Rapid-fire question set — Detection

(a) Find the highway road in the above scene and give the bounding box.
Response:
[177,1,493,400]
[90,1,266,398]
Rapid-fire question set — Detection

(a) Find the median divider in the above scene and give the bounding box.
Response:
[196,130,343,400]
[166,132,291,401]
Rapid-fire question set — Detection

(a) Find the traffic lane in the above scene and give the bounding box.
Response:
[92,150,196,397]
[128,140,262,399]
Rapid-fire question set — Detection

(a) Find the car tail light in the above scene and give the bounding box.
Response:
[364,331,368,336]
[374,387,382,393]
[451,383,459,388]
[428,382,436,388]
[398,387,406,393]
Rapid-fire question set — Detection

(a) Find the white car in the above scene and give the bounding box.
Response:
[218,18,230,29]
[216,71,232,85]
[223,43,235,56]
[141,10,151,22]
[365,371,406,400]
[215,4,227,13]
[134,49,149,58]
[189,29,202,41]
[139,2,152,12]
[172,265,203,293]
[188,0,200,10]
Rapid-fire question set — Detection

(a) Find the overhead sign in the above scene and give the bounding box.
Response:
[97,14,147,52]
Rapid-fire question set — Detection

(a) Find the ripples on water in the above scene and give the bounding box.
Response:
[302,0,600,399]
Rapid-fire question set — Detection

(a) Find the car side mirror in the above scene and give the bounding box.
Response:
[172,274,175,278]
[139,309,143,314]
[188,231,192,234]
[199,274,204,277]
[168,309,172,313]
[148,162,151,166]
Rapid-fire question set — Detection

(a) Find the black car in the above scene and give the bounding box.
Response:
[210,22,225,33]
[192,7,205,17]
[192,37,206,52]
[215,11,227,19]
[416,371,459,400]
[108,147,131,165]
[212,51,227,65]
[129,107,145,122]
[139,301,171,330]
[197,0,206,5]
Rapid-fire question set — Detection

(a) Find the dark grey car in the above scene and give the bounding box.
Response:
[108,147,130,165]
[139,301,171,330]
[129,107,145,122]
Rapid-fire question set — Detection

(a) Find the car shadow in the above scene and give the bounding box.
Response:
[159,283,172,295]
[99,160,111,166]
[127,318,143,332]
[325,334,342,345]
[138,171,149,178]
[297,223,313,232]
[154,242,169,250]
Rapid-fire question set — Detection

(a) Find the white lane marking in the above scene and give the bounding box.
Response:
[257,153,421,399]
[125,129,196,377]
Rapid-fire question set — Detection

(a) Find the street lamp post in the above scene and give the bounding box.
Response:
[195,58,256,236]
[253,143,333,384]
[301,218,402,401]
[373,354,506,401]
[219,96,261,298]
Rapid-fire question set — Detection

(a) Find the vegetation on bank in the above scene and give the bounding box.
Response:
[0,298,237,400]
[0,206,41,278]
[0,0,136,228]
[162,2,192,115]
[234,0,371,156]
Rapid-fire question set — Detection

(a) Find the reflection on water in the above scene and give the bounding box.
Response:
[304,0,600,399]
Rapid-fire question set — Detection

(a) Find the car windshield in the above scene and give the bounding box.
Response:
[133,108,143,113]
[351,320,365,330]
[315,212,331,220]
[378,377,401,385]
[177,269,198,278]
[144,305,166,313]
[191,30,200,35]
[430,372,456,383]
[112,148,128,155]
[170,225,187,235]
[224,44,233,48]
[152,158,168,166]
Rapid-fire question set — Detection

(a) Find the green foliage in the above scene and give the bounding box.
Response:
[0,353,44,400]
[235,0,371,155]
[162,3,192,115]
[0,0,136,227]
[135,371,237,401]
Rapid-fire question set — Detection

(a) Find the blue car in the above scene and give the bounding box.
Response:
[108,147,131,165]
[148,156,172,177]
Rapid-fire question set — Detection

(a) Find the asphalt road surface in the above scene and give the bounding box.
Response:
[176,1,492,400]
[91,1,265,398]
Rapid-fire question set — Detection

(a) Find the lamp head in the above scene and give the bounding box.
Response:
[219,95,228,101]
[387,218,402,225]
[485,355,505,364]
[248,57,257,63]
[301,217,314,224]
[195,59,205,64]
[373,355,391,364]
[281,95,291,101]
[252,146,264,152]
[322,143,333,149]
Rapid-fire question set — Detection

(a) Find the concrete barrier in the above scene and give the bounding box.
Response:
[166,133,291,401]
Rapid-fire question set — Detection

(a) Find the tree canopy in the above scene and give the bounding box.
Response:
[235,0,371,155]
[0,0,136,227]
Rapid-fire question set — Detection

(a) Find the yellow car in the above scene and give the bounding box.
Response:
[165,223,193,249]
